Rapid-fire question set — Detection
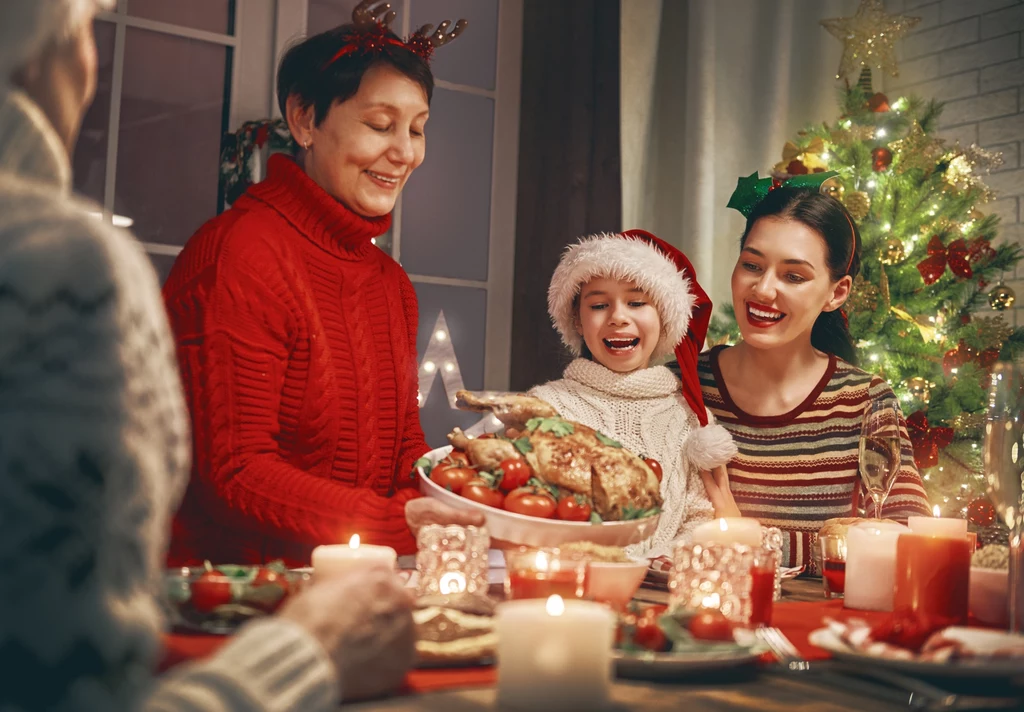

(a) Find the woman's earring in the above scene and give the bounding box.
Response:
[303,139,311,150]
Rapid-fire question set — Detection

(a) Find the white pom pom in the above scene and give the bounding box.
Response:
[682,423,737,471]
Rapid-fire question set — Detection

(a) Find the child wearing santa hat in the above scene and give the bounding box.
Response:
[532,229,739,558]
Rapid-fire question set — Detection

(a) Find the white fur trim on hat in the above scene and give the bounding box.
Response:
[547,233,696,361]
[682,422,738,471]
[0,0,114,82]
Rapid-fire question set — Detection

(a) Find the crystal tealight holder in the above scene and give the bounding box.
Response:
[669,541,756,622]
[415,524,490,597]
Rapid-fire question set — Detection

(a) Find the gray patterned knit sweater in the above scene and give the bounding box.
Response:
[0,88,337,711]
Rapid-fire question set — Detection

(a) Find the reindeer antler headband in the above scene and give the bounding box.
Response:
[322,0,468,69]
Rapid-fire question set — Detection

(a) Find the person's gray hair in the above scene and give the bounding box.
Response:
[0,0,115,83]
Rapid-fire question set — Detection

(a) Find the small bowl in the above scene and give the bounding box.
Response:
[970,566,1008,627]
[585,561,649,607]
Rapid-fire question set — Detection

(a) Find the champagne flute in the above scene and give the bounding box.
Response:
[859,399,903,520]
[983,360,1024,633]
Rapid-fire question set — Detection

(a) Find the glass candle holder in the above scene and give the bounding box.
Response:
[504,547,588,600]
[669,541,755,622]
[415,524,490,597]
[761,526,784,602]
[820,534,847,599]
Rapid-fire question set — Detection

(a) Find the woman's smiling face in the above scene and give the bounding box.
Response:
[731,216,851,351]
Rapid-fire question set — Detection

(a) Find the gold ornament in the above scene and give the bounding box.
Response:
[890,122,946,175]
[969,207,985,221]
[953,412,986,430]
[890,305,939,343]
[988,284,1016,311]
[942,143,1003,200]
[830,124,876,144]
[974,316,1013,350]
[773,137,829,174]
[847,274,880,314]
[844,190,871,220]
[821,0,921,79]
[880,237,906,265]
[822,178,845,201]
[904,376,931,403]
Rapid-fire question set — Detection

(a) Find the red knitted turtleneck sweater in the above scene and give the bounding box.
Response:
[164,155,428,565]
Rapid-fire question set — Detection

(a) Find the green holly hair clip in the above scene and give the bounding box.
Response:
[726,170,840,218]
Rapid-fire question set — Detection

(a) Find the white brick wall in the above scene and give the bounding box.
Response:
[886,0,1024,326]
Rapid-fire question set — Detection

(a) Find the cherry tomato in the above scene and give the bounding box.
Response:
[688,610,735,642]
[191,571,233,612]
[446,450,471,466]
[497,458,532,493]
[556,494,592,521]
[643,457,663,483]
[634,605,670,651]
[253,567,289,593]
[431,463,477,494]
[461,478,505,509]
[504,487,557,519]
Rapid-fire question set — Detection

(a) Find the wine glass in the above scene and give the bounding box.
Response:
[859,398,903,520]
[983,360,1024,633]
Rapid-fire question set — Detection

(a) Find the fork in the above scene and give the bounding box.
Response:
[755,626,964,710]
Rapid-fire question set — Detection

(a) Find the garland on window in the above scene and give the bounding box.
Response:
[220,118,297,206]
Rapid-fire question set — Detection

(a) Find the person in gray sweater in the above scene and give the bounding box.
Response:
[0,1,417,710]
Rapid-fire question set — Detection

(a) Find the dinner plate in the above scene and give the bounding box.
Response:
[418,445,660,548]
[613,647,760,680]
[808,627,1024,681]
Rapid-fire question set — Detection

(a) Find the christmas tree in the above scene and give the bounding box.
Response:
[709,0,1021,542]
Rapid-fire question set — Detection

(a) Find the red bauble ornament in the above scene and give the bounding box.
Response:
[960,313,972,326]
[868,92,891,112]
[786,160,809,175]
[943,339,977,377]
[979,347,1000,371]
[967,497,996,527]
[872,146,893,171]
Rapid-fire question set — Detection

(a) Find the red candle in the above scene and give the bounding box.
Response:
[748,566,775,626]
[507,568,585,600]
[823,558,846,595]
[893,532,971,624]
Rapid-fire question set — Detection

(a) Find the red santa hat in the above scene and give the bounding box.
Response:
[547,229,737,471]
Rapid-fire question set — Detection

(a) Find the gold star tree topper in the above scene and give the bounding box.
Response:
[821,0,921,79]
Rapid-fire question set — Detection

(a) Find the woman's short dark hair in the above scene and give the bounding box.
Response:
[276,24,434,125]
[740,187,862,365]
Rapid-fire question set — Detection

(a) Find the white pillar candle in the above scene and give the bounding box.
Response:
[844,521,909,612]
[497,595,615,711]
[311,534,396,579]
[690,517,762,548]
[908,505,968,539]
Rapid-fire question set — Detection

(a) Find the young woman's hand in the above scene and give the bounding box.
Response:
[700,465,742,518]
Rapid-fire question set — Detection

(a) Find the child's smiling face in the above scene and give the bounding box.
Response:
[576,277,662,373]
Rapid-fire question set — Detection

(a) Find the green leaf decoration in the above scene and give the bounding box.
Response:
[590,511,604,525]
[594,431,622,448]
[621,505,661,521]
[512,436,533,455]
[413,457,432,477]
[525,417,574,437]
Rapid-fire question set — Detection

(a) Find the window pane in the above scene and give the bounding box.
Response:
[148,253,179,284]
[308,0,358,35]
[115,28,229,246]
[126,0,234,36]
[72,20,116,205]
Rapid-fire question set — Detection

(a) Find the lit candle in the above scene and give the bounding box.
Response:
[438,571,467,595]
[894,531,971,624]
[311,534,397,579]
[690,518,762,548]
[844,521,909,612]
[497,595,615,711]
[908,505,969,539]
[505,548,587,600]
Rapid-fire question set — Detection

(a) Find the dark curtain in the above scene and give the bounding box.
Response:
[509,0,622,391]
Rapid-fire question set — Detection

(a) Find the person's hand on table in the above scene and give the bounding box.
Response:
[405,497,485,536]
[277,565,416,702]
[700,464,742,518]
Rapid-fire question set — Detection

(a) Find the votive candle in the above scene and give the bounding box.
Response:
[908,505,968,539]
[844,522,909,612]
[894,532,971,624]
[497,595,615,711]
[311,534,396,578]
[690,518,762,548]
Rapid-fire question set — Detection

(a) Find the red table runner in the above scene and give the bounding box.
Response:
[160,598,896,692]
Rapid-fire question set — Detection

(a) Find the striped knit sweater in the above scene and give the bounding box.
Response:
[696,346,931,568]
[164,154,428,566]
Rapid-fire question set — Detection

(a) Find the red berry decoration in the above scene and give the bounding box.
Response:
[868,92,890,112]
[967,497,996,527]
[872,147,893,172]
[786,159,809,175]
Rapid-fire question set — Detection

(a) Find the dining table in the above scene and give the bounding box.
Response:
[161,576,1024,711]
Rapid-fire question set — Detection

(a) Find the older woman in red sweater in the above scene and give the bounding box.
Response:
[164,7,479,566]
